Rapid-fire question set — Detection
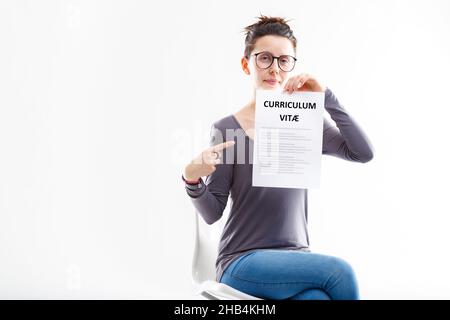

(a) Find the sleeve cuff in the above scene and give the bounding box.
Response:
[185,182,207,199]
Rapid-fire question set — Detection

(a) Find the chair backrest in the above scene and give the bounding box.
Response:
[192,204,230,284]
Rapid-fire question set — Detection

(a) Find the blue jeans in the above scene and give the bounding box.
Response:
[219,249,360,300]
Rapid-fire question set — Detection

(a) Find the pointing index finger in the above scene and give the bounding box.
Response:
[211,140,235,152]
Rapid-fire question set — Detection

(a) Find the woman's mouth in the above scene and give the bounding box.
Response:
[264,79,279,86]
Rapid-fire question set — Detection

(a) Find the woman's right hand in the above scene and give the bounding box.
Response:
[183,140,235,181]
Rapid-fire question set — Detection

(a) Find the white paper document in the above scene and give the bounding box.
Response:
[252,89,325,189]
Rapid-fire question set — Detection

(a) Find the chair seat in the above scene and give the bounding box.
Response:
[193,280,262,300]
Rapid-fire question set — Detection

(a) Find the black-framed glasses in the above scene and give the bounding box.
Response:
[253,51,297,72]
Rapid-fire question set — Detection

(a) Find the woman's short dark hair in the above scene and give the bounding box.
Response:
[243,15,297,59]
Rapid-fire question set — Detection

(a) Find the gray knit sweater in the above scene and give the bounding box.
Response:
[184,87,374,282]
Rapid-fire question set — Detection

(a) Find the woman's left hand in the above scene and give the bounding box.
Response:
[283,73,326,93]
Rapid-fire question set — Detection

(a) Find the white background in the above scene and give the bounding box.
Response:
[1,0,449,299]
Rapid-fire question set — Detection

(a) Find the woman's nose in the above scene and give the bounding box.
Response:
[269,60,280,73]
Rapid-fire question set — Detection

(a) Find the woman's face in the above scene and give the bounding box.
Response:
[242,35,296,91]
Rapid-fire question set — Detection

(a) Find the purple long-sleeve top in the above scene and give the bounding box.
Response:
[184,87,374,282]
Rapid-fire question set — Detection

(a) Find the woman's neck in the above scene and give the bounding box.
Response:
[236,92,256,118]
[247,100,256,111]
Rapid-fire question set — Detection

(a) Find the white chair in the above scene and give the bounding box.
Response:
[191,207,262,300]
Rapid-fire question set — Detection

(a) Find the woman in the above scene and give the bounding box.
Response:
[182,15,374,300]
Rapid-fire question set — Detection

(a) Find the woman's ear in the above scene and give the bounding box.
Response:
[241,57,250,75]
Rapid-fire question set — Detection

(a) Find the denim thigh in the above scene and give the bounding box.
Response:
[220,249,359,300]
